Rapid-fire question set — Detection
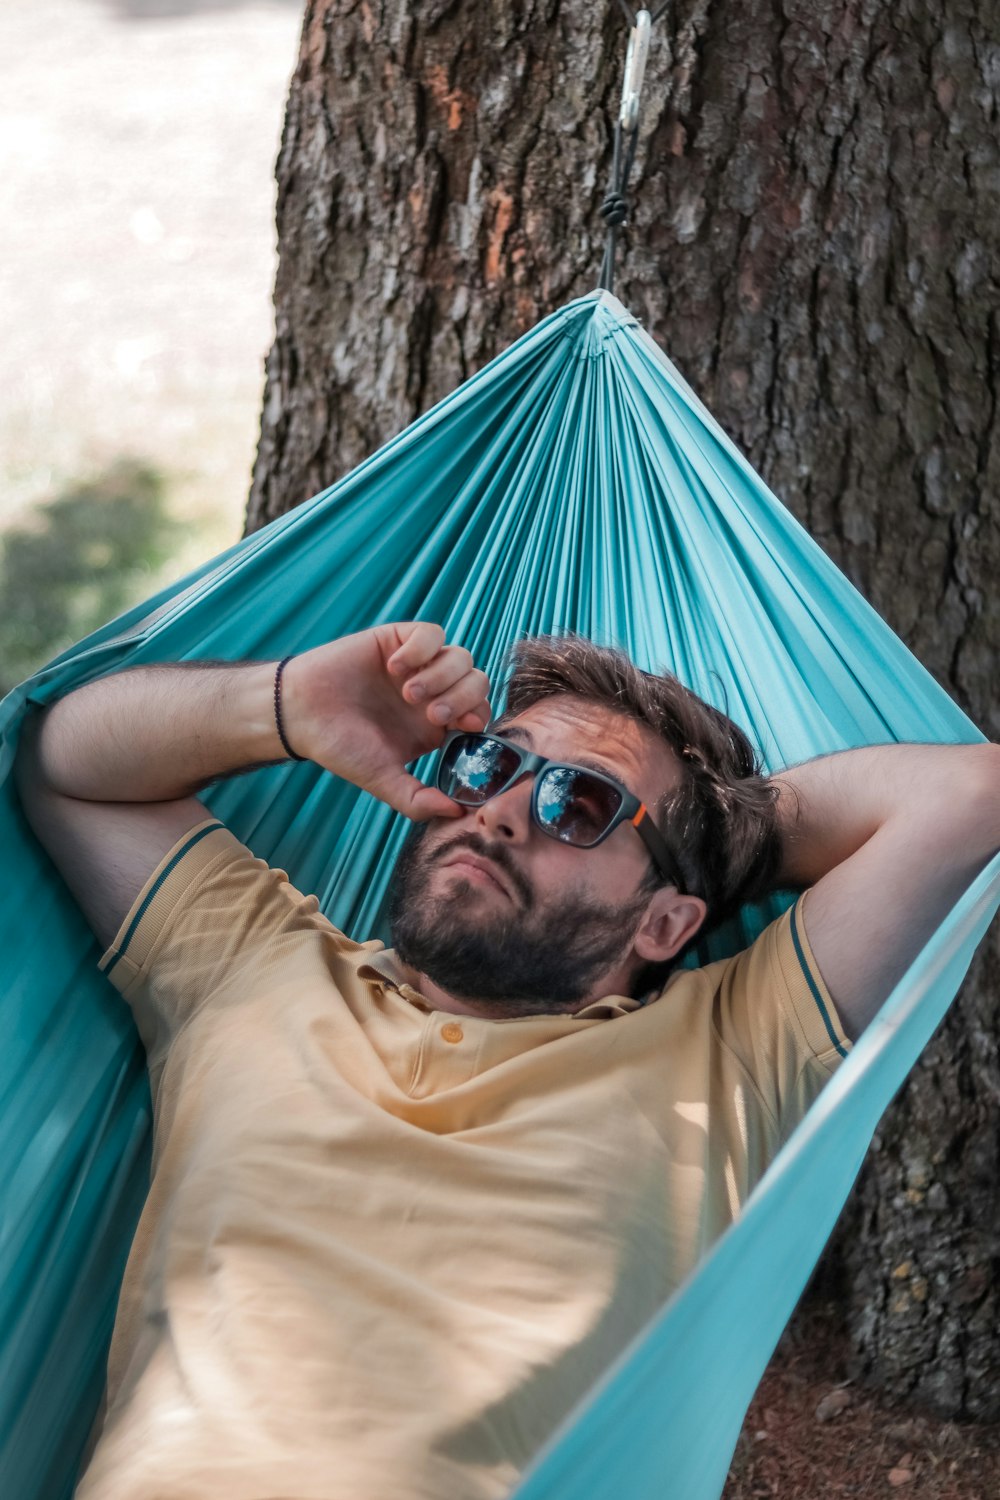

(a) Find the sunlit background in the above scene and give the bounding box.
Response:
[0,0,302,693]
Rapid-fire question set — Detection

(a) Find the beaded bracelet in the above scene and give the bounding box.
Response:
[274,656,305,761]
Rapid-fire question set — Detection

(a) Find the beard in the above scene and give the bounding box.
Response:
[386,821,651,1016]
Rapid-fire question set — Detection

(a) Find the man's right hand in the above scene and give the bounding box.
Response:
[15,622,490,949]
[282,623,492,821]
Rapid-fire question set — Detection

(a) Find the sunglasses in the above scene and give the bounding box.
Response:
[434,730,686,890]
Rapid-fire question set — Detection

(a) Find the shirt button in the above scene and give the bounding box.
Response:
[441,1022,464,1044]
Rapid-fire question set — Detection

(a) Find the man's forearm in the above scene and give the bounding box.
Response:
[772,741,997,888]
[23,662,288,803]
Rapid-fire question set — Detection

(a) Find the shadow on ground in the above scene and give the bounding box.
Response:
[0,459,181,696]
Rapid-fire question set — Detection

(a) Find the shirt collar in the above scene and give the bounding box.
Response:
[356,947,645,1020]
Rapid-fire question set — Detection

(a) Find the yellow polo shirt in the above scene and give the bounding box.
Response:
[78,819,849,1500]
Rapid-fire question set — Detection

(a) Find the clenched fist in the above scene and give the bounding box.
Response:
[280,623,492,820]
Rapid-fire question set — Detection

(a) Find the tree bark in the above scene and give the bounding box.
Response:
[249,0,1000,1419]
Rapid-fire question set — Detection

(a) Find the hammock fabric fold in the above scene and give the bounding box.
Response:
[1,291,997,1500]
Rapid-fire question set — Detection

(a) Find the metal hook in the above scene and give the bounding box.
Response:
[598,1,668,293]
[619,9,651,132]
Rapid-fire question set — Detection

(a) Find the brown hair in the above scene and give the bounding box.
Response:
[498,633,782,939]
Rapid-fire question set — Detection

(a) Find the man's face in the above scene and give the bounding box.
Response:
[387,696,684,1015]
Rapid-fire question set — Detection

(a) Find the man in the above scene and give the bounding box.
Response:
[16,620,1000,1500]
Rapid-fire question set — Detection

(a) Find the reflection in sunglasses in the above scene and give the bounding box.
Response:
[536,767,574,824]
[451,739,508,794]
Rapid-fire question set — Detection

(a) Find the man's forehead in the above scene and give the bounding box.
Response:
[494,697,677,788]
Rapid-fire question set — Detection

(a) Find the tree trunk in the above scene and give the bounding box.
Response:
[249,0,1000,1419]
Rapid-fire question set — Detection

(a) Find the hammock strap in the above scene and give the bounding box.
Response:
[599,3,671,294]
[598,120,640,294]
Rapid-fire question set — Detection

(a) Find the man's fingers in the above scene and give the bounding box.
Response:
[385,622,446,676]
[382,772,462,822]
[387,633,492,723]
[419,674,491,729]
[400,645,477,702]
[455,700,491,732]
[388,639,491,732]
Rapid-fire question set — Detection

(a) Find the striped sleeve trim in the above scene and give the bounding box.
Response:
[100,820,226,980]
[789,897,850,1060]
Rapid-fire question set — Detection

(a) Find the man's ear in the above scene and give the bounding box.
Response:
[633,887,707,965]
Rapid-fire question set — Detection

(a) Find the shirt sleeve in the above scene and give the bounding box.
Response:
[99,818,331,1063]
[712,890,852,1140]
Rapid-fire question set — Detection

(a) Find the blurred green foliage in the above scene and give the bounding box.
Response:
[0,460,181,697]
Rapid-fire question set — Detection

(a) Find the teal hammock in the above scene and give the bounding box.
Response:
[1,292,998,1500]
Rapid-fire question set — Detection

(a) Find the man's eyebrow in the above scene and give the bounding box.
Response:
[492,722,629,784]
[493,722,532,745]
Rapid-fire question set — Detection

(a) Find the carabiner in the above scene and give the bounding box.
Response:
[619,9,652,132]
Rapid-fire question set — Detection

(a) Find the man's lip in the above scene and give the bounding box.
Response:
[441,852,511,898]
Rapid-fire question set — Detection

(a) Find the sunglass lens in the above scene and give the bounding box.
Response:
[535,767,622,845]
[438,735,520,804]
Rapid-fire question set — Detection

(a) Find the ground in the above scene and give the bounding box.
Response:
[725,1301,1000,1499]
[1,0,300,563]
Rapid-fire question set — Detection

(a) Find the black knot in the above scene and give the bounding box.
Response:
[600,191,629,227]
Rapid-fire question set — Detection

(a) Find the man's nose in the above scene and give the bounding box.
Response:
[473,774,534,843]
